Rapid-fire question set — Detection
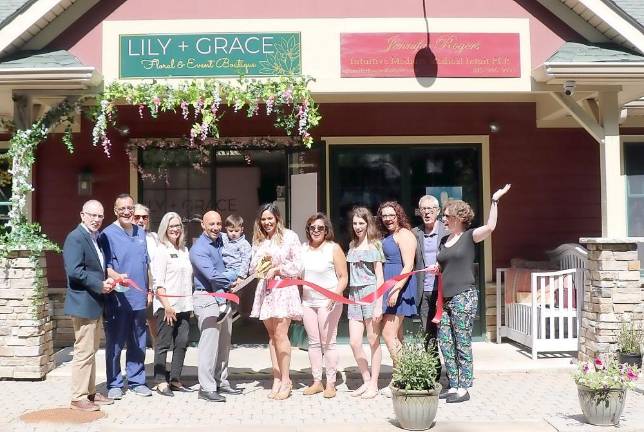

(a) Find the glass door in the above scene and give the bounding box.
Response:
[330,143,485,338]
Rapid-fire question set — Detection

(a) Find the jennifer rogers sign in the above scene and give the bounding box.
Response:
[340,33,520,78]
[119,32,301,78]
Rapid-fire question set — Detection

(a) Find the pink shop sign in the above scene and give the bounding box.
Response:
[340,33,521,78]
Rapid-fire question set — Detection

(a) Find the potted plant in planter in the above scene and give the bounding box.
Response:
[390,336,441,431]
[617,321,643,368]
[574,356,640,426]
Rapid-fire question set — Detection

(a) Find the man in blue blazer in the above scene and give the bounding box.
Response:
[63,200,114,411]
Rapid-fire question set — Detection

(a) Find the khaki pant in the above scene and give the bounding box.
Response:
[71,317,101,401]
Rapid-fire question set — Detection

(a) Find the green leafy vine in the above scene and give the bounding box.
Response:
[91,76,320,170]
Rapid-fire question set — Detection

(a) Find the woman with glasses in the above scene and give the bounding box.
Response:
[150,212,193,397]
[300,213,348,399]
[249,203,303,400]
[346,207,384,399]
[435,184,511,403]
[377,201,418,397]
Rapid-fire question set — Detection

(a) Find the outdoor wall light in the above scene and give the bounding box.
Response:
[78,170,93,196]
[489,122,500,134]
[116,125,130,136]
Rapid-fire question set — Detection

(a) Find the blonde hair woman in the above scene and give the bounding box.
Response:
[249,203,303,400]
[151,212,193,396]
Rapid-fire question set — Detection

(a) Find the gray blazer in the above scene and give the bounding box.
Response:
[412,221,447,312]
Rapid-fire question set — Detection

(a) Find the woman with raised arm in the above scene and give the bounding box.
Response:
[249,203,303,401]
[346,207,385,399]
[434,184,511,403]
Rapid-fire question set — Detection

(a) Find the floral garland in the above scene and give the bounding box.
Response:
[1,98,79,315]
[2,97,79,257]
[91,76,320,163]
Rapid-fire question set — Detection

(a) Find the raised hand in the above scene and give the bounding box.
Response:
[492,184,511,201]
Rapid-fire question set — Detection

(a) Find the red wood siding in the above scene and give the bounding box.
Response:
[35,116,129,287]
[35,102,604,287]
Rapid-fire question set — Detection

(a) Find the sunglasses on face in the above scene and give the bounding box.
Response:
[133,215,149,221]
[308,225,326,233]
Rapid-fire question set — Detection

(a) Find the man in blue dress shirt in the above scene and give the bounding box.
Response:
[190,210,241,402]
[99,194,151,399]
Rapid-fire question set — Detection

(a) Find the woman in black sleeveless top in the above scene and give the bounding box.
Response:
[434,184,511,404]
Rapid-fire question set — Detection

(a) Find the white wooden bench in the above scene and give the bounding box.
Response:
[496,244,588,359]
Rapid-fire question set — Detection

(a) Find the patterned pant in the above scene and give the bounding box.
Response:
[438,289,478,389]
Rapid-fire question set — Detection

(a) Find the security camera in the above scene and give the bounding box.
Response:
[563,80,576,96]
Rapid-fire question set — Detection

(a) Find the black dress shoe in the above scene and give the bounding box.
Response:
[198,390,226,402]
[218,385,242,395]
[156,384,174,397]
[446,391,470,403]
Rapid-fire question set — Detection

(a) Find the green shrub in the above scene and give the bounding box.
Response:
[617,321,643,354]
[391,334,439,391]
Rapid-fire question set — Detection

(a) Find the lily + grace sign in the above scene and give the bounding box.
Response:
[119,32,301,78]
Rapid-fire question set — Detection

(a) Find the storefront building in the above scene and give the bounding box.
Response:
[1,0,643,344]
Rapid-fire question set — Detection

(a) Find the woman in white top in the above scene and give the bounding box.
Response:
[301,212,348,399]
[151,212,193,397]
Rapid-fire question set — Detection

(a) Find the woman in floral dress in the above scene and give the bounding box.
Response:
[249,203,303,400]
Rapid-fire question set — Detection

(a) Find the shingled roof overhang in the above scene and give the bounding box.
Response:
[0,49,101,89]
[533,42,644,83]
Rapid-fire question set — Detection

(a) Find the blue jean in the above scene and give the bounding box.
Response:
[104,308,147,389]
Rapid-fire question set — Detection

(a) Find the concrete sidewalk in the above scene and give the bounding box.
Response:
[48,341,576,380]
[2,342,643,432]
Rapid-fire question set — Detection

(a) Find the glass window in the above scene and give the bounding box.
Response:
[624,141,644,276]
[625,142,644,236]
[330,143,485,337]
[140,147,213,244]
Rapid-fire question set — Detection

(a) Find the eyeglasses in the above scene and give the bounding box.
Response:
[419,206,440,213]
[308,225,326,233]
[133,215,149,221]
[168,223,182,230]
[82,212,104,219]
[381,214,397,220]
[116,206,134,213]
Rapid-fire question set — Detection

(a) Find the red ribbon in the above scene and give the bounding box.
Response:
[268,269,443,323]
[110,277,144,292]
[110,278,240,304]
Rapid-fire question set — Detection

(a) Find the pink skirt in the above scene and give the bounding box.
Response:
[250,279,303,321]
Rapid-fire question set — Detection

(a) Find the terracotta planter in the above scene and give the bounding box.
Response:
[391,384,441,431]
[577,385,627,426]
[618,352,642,368]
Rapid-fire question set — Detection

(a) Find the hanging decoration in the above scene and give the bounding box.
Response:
[91,75,320,158]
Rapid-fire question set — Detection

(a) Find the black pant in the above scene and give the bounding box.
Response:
[419,290,442,381]
[153,309,190,383]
